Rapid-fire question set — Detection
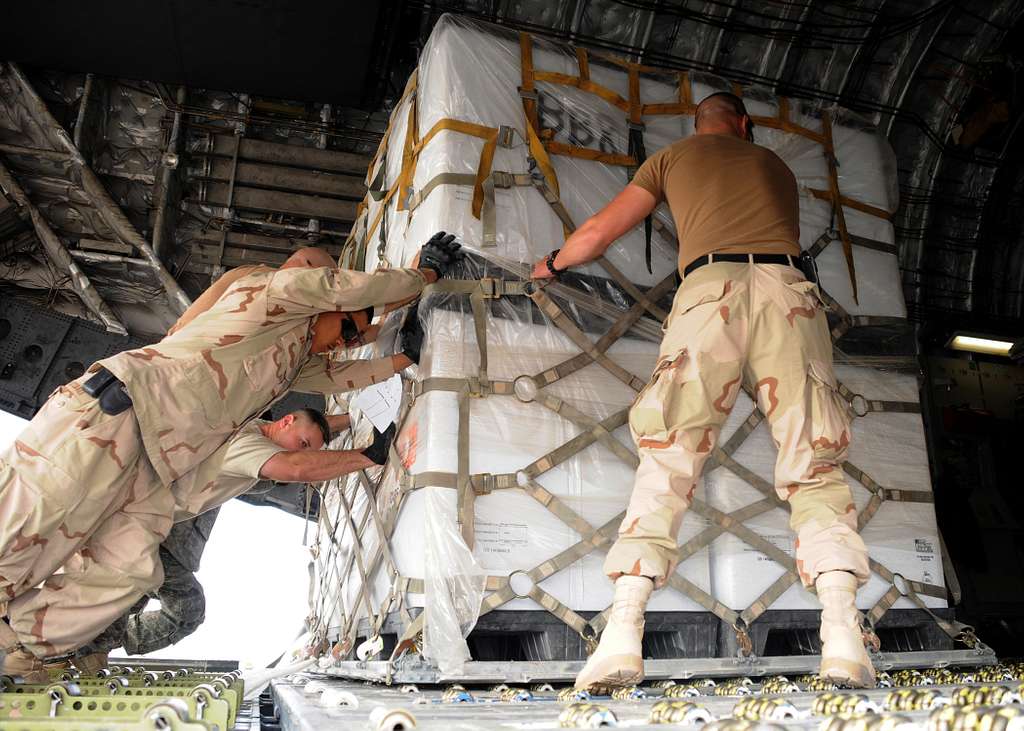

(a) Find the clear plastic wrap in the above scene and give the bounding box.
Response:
[421,487,487,675]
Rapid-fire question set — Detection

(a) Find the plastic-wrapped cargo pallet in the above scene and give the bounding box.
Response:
[311,14,947,671]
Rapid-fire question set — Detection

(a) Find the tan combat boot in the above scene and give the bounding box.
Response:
[817,570,875,688]
[574,576,653,690]
[2,648,49,683]
[74,652,109,676]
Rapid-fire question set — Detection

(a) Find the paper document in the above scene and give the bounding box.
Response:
[351,374,403,432]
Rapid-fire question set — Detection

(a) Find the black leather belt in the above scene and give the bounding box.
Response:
[683,252,798,278]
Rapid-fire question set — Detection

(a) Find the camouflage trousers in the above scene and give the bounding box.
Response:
[604,261,870,589]
[77,547,206,657]
[0,378,174,658]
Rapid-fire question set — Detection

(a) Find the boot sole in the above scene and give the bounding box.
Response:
[574,654,644,691]
[820,657,876,689]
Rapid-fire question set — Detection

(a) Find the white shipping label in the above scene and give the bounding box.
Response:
[475,520,529,555]
[351,374,403,432]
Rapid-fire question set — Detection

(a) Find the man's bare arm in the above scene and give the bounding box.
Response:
[326,413,351,435]
[260,449,373,483]
[531,184,657,278]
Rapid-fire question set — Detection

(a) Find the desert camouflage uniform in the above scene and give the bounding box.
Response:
[604,262,870,589]
[76,416,284,657]
[0,266,425,658]
[78,513,216,656]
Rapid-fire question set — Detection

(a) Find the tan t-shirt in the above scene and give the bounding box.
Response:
[171,419,285,521]
[631,134,801,272]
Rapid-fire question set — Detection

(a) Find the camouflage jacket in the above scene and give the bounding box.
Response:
[99,266,425,486]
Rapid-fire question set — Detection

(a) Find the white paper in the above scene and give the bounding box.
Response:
[351,374,402,432]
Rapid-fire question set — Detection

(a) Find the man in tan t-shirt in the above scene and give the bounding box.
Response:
[65,406,393,677]
[532,93,872,689]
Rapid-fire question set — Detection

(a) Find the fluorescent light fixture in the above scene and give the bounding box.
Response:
[946,332,1015,356]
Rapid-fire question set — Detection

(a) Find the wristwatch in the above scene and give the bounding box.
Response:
[546,249,566,279]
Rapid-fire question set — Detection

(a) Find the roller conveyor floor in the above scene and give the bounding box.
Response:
[269,662,1024,731]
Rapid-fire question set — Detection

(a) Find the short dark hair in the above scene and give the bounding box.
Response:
[695,91,751,129]
[296,408,331,447]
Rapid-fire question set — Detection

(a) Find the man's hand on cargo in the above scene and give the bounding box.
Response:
[418,231,465,279]
[398,305,424,365]
[531,251,563,280]
[361,423,397,466]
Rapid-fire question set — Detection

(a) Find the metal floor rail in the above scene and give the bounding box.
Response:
[324,647,997,685]
[273,659,1024,731]
[0,663,252,731]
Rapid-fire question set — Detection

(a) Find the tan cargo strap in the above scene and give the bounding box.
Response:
[596,255,671,321]
[809,187,894,222]
[408,167,568,249]
[822,110,857,304]
[837,382,921,416]
[712,449,783,504]
[806,231,834,260]
[689,499,798,573]
[865,584,902,628]
[804,223,897,261]
[483,171,524,246]
[898,581,973,645]
[522,409,631,478]
[339,467,412,649]
[450,390,473,549]
[704,408,765,472]
[739,574,801,629]
[534,393,639,468]
[411,376,514,401]
[392,513,625,653]
[843,463,934,504]
[424,277,530,299]
[869,559,947,601]
[406,171,477,211]
[399,575,516,595]
[521,476,602,537]
[315,479,376,638]
[831,315,909,342]
[518,32,540,133]
[334,482,384,641]
[808,264,909,345]
[357,469,403,593]
[395,408,630,495]
[863,562,964,643]
[367,70,417,186]
[410,118,505,220]
[528,285,649,392]
[470,287,490,389]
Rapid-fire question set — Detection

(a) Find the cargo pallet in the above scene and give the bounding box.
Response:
[350,607,963,666]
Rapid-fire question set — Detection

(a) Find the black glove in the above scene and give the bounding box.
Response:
[399,305,424,365]
[418,231,464,279]
[361,423,396,466]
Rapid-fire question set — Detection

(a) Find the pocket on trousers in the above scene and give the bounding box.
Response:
[783,276,829,312]
[630,348,688,443]
[807,359,852,463]
[663,275,733,332]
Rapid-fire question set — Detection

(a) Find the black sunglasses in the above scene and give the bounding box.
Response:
[340,315,363,347]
